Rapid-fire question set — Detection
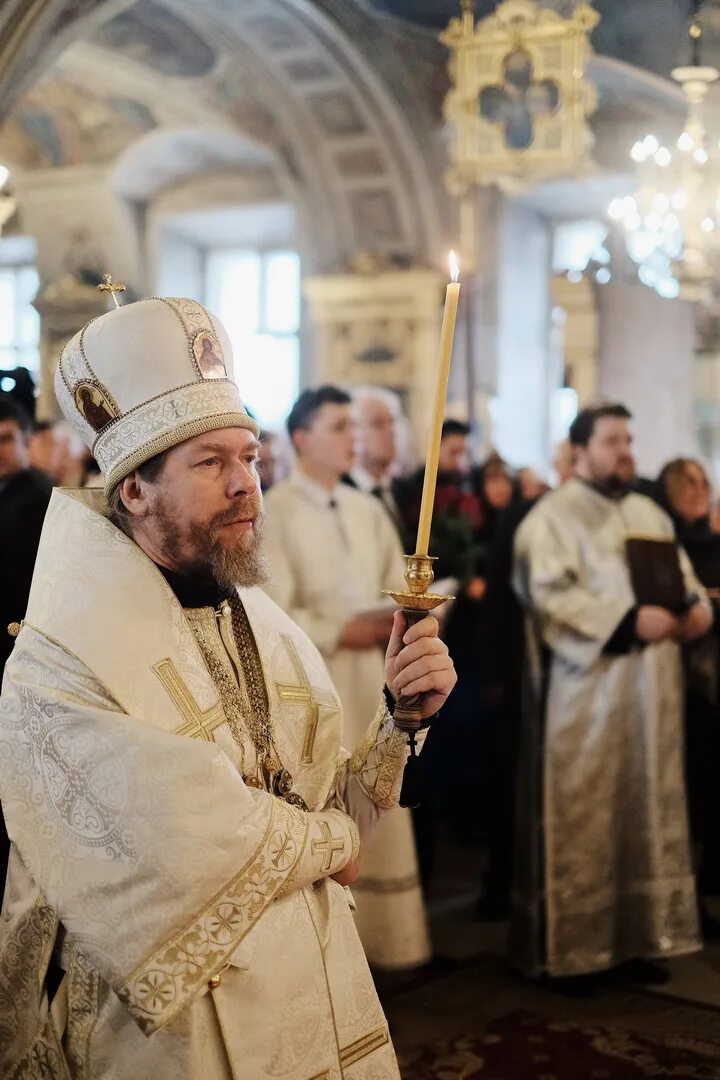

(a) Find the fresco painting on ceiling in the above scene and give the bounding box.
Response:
[0,80,156,169]
[283,59,334,82]
[307,91,367,137]
[336,148,386,178]
[245,15,306,52]
[349,189,403,245]
[211,71,280,145]
[95,1,216,77]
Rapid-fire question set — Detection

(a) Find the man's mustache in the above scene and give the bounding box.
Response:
[209,498,263,531]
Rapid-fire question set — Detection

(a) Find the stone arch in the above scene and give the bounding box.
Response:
[0,0,447,272]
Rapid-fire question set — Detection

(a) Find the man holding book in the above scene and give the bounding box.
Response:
[512,403,711,992]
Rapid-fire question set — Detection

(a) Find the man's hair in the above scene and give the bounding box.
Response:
[107,450,169,535]
[569,404,632,448]
[0,393,32,437]
[441,418,471,441]
[351,385,403,419]
[286,385,351,439]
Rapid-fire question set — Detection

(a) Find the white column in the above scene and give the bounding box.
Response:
[597,282,697,477]
[492,199,554,471]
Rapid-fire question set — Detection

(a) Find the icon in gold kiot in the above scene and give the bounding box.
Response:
[74,381,119,432]
[192,330,226,380]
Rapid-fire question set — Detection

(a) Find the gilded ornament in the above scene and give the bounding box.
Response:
[97,272,126,309]
[441,0,599,193]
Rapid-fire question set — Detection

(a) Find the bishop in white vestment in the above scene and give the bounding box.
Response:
[0,298,455,1078]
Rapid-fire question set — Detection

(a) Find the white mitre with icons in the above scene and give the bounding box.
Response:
[55,291,258,495]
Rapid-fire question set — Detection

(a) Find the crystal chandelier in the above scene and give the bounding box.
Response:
[608,1,720,301]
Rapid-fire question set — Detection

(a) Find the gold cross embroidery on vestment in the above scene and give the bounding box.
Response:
[311,820,345,871]
[275,634,337,764]
[153,658,226,740]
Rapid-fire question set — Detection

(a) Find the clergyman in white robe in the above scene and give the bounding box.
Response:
[0,488,411,1079]
[512,477,702,978]
[263,468,431,970]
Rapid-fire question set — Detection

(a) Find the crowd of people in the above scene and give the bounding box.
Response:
[3,372,720,999]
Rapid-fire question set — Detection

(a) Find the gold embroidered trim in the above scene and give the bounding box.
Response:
[155,296,219,381]
[59,310,103,396]
[351,873,421,894]
[339,1026,390,1067]
[7,1016,71,1080]
[65,945,101,1080]
[154,658,227,741]
[275,634,338,765]
[228,595,273,757]
[374,728,408,809]
[348,817,361,865]
[349,697,387,775]
[102,409,257,495]
[118,798,308,1035]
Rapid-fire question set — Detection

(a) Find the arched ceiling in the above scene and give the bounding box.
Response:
[2,0,718,272]
[0,0,448,270]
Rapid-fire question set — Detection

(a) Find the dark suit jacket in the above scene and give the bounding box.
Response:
[0,468,53,671]
[0,467,52,888]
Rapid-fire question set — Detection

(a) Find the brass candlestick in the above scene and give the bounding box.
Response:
[384,554,454,734]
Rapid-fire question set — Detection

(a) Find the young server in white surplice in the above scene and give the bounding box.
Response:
[264,468,431,970]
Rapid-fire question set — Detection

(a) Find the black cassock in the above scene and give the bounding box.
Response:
[0,466,52,883]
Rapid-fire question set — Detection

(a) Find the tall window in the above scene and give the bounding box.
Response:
[205,250,300,430]
[0,239,40,383]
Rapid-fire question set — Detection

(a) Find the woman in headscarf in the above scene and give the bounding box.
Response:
[656,458,720,933]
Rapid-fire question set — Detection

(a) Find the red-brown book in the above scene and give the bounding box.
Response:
[625,535,687,614]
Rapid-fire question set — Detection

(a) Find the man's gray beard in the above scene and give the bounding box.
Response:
[206,519,269,589]
[160,507,269,588]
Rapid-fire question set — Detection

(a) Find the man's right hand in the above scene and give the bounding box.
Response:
[331,855,361,887]
[339,611,395,650]
[635,605,680,643]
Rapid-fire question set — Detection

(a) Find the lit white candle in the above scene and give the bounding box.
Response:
[415,251,461,557]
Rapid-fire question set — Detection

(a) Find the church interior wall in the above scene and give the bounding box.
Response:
[1,0,719,477]
[597,280,698,478]
[12,166,142,289]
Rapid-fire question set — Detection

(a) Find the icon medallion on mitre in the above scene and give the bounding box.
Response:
[74,381,119,432]
[192,331,227,380]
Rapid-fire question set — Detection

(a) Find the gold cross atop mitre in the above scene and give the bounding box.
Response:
[97,272,126,309]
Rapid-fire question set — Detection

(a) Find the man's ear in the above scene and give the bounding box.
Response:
[290,429,305,457]
[118,471,150,519]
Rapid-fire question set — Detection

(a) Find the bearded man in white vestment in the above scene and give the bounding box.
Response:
[262,387,431,971]
[0,298,456,1079]
[512,404,709,991]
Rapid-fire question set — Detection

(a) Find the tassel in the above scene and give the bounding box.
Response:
[399,732,424,808]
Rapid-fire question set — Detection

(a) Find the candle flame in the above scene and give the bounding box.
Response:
[449,250,459,283]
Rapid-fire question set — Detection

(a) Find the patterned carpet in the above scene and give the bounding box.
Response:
[397,999,720,1079]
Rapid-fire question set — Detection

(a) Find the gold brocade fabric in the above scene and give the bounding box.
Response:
[512,479,702,977]
[0,488,403,1079]
[183,598,308,808]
